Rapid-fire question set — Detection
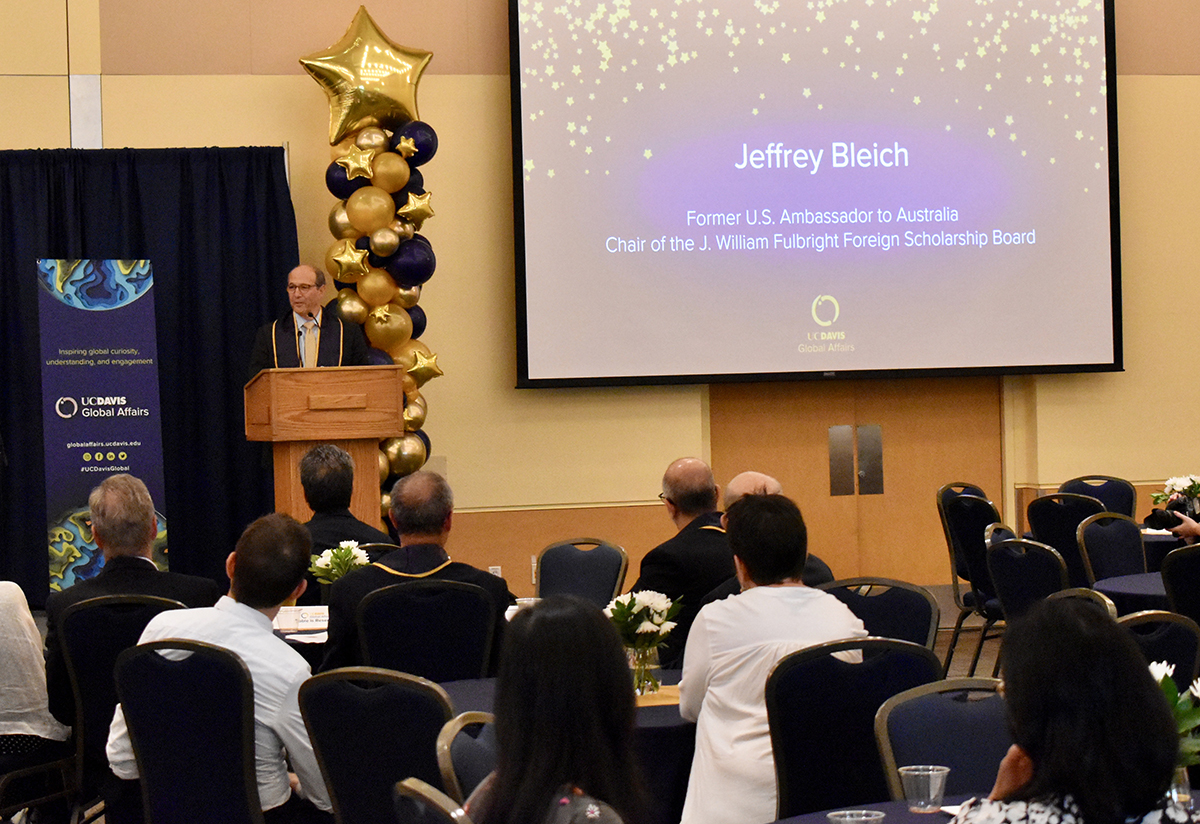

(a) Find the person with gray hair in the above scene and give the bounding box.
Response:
[43,474,222,724]
[319,471,515,672]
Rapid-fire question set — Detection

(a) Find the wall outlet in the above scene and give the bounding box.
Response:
[531,554,538,586]
[488,565,502,577]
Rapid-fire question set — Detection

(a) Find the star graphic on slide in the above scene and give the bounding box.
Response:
[300,7,433,144]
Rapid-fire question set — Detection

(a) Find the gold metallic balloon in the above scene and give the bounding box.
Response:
[392,339,431,371]
[394,284,421,309]
[328,202,359,240]
[358,268,399,307]
[369,227,400,257]
[325,239,371,283]
[330,135,357,161]
[408,350,444,387]
[346,186,396,235]
[335,145,376,180]
[396,191,435,224]
[356,127,389,152]
[365,303,413,352]
[381,492,392,519]
[299,7,434,145]
[389,218,416,241]
[378,450,391,484]
[336,288,370,325]
[404,394,427,430]
[372,152,411,193]
[401,373,418,396]
[382,434,426,476]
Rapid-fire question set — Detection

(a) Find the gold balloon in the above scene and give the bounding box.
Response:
[401,373,418,396]
[370,226,400,257]
[404,394,427,430]
[396,191,435,225]
[335,145,376,180]
[372,152,411,193]
[356,127,389,152]
[392,339,432,371]
[325,239,371,283]
[378,450,391,483]
[389,218,416,241]
[330,135,357,161]
[408,350,444,387]
[337,288,370,325]
[299,7,434,145]
[346,186,396,235]
[393,136,418,159]
[382,434,426,476]
[365,303,413,352]
[395,284,421,309]
[381,492,392,519]
[358,268,399,307]
[328,202,359,240]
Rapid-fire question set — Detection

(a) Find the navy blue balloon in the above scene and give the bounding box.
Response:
[365,347,393,366]
[386,238,436,288]
[413,428,431,456]
[393,121,438,167]
[326,162,370,200]
[397,167,424,198]
[408,305,427,339]
[411,233,432,249]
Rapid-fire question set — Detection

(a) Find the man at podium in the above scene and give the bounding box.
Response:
[248,264,367,378]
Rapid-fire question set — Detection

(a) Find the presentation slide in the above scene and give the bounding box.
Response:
[512,0,1119,385]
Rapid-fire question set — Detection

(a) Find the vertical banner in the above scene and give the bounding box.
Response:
[38,260,166,591]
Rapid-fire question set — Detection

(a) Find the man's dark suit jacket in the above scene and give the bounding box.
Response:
[319,543,515,674]
[629,511,735,668]
[297,509,394,605]
[44,555,223,724]
[247,306,368,379]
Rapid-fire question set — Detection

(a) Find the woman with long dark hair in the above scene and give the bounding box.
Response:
[953,597,1196,824]
[468,596,648,824]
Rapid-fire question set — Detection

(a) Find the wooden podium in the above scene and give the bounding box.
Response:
[244,365,405,528]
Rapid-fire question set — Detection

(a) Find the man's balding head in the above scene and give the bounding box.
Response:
[661,458,719,518]
[724,471,783,509]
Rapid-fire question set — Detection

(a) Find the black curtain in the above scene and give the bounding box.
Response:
[0,147,297,606]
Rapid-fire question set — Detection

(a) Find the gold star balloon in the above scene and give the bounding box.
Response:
[300,6,434,145]
[326,239,371,283]
[393,136,418,159]
[396,191,435,225]
[408,350,443,386]
[335,145,376,180]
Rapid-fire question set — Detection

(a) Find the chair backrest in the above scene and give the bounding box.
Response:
[766,637,943,818]
[1027,493,1106,588]
[114,640,263,824]
[1059,475,1137,518]
[935,483,989,590]
[1162,545,1200,627]
[436,711,495,804]
[1046,587,1118,618]
[942,494,1002,601]
[875,678,1011,801]
[1118,610,1200,689]
[816,578,940,649]
[1077,512,1147,583]
[359,542,402,562]
[59,595,188,775]
[986,538,1068,621]
[301,668,454,824]
[358,581,496,682]
[394,778,474,824]
[535,538,628,607]
[984,523,1017,547]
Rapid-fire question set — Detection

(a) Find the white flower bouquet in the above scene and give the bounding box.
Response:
[1153,476,1200,506]
[605,591,681,694]
[1150,661,1200,768]
[309,540,370,585]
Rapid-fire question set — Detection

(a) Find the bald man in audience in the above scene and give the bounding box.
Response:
[700,471,835,606]
[629,458,735,668]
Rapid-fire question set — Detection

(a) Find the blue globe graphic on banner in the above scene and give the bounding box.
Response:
[37,259,153,310]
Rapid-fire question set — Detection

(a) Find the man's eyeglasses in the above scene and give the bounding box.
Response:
[287,283,317,293]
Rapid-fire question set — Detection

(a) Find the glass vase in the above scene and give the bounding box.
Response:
[626,645,661,695]
[1171,766,1192,810]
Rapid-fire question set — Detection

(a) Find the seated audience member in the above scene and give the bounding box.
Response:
[106,514,332,824]
[467,596,648,824]
[699,471,834,606]
[0,582,71,773]
[43,473,222,725]
[629,458,733,668]
[679,494,866,824]
[296,443,392,604]
[951,598,1196,824]
[319,470,515,672]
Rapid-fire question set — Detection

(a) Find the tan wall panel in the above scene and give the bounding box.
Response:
[67,0,102,75]
[1114,0,1200,76]
[1030,76,1200,486]
[448,504,675,598]
[0,77,71,149]
[99,0,508,76]
[0,0,67,75]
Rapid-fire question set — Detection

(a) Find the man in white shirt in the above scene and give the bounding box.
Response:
[107,513,332,824]
[679,494,867,824]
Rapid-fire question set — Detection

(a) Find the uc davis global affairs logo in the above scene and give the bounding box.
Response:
[801,295,853,352]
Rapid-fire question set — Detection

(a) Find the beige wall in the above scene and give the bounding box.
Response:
[2,0,1196,591]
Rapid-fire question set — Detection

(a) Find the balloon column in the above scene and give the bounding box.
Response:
[301,6,444,513]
